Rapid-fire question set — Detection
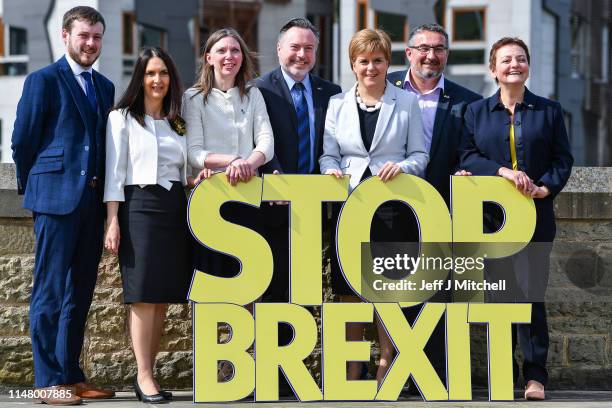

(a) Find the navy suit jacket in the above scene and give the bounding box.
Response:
[387,70,482,205]
[459,87,574,240]
[12,56,114,215]
[255,67,341,174]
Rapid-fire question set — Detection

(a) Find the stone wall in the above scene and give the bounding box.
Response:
[0,164,610,390]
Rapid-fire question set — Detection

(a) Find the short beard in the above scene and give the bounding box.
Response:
[414,68,442,80]
[68,46,98,68]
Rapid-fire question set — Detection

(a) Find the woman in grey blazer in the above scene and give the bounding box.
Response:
[320,29,428,384]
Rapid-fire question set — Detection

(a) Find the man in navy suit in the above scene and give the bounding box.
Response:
[255,18,341,395]
[387,23,481,391]
[11,6,114,405]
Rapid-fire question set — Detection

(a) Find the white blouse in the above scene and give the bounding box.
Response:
[182,86,274,172]
[153,118,183,190]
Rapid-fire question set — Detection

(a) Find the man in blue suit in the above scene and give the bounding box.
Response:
[387,23,481,392]
[11,6,115,405]
[255,18,341,396]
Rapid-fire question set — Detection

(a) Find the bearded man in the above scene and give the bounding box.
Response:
[11,6,115,405]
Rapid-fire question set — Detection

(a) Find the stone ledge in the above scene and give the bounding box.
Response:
[1,164,611,219]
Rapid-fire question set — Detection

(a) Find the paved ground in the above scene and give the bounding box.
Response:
[0,390,611,407]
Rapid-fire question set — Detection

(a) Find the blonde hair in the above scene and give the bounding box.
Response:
[348,29,392,68]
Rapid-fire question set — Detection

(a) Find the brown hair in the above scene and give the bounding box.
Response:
[488,37,530,72]
[348,29,392,69]
[62,6,105,33]
[192,28,255,103]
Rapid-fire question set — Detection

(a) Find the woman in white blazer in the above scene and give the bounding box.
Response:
[320,29,428,384]
[104,47,193,404]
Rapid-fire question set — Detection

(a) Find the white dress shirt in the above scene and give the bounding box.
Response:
[65,53,93,95]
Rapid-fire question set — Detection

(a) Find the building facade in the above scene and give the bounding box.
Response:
[0,0,609,166]
[336,0,611,166]
[0,0,198,163]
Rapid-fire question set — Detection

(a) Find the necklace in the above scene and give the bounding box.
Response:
[355,86,384,112]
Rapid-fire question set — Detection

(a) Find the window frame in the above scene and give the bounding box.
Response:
[122,12,136,55]
[357,0,368,31]
[451,7,486,44]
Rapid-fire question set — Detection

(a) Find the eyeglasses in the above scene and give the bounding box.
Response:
[409,45,448,55]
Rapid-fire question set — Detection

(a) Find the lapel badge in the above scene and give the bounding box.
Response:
[527,103,534,108]
[395,80,402,86]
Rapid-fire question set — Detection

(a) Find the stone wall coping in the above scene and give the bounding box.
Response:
[0,163,610,219]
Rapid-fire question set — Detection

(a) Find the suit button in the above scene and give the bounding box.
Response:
[84,146,89,151]
[81,170,86,176]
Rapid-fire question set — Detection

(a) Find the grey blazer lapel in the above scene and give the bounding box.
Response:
[369,83,396,152]
[429,91,451,160]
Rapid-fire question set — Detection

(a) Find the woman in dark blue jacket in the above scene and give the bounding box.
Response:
[459,37,573,400]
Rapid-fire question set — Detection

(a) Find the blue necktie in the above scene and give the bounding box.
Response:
[81,71,98,112]
[292,82,311,174]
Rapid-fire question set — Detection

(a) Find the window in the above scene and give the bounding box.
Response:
[140,24,166,49]
[9,26,27,55]
[434,0,446,26]
[452,9,485,41]
[390,50,406,66]
[375,11,406,43]
[0,62,27,76]
[122,12,135,55]
[357,0,368,31]
[447,49,485,65]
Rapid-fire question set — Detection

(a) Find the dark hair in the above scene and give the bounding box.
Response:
[278,17,319,43]
[62,6,106,33]
[489,37,531,83]
[408,23,448,47]
[115,47,183,132]
[193,28,255,103]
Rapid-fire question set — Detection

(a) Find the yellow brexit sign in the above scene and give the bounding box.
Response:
[187,174,537,402]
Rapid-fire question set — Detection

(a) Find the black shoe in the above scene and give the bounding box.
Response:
[133,379,168,404]
[160,390,173,401]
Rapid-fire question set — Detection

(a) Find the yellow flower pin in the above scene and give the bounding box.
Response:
[395,80,402,86]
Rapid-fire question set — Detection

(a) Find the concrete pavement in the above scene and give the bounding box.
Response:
[0,389,611,407]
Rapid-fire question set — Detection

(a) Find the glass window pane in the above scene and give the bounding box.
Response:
[358,3,367,31]
[0,62,28,76]
[454,10,485,41]
[447,49,484,65]
[376,12,405,42]
[123,13,134,54]
[140,25,165,48]
[9,26,27,55]
[390,50,406,66]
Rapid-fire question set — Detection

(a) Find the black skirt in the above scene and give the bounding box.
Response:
[118,182,193,303]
